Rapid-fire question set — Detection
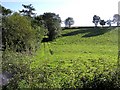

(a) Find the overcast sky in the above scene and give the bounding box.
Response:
[1,0,120,26]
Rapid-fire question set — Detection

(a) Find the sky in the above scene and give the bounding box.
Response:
[1,0,120,26]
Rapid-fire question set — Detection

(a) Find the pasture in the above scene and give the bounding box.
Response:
[28,27,118,88]
[2,27,119,89]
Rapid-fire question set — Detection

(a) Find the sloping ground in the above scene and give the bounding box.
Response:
[30,27,119,88]
[32,27,118,66]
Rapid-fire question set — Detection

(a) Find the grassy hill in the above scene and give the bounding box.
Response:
[32,27,118,67]
[28,27,119,88]
[3,27,119,89]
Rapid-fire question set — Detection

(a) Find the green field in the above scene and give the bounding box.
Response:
[2,3,120,89]
[3,27,119,89]
[26,27,118,88]
[32,27,118,68]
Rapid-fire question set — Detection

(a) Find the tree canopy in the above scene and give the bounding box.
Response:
[1,5,12,16]
[92,15,101,27]
[19,4,35,17]
[113,14,120,26]
[2,12,40,52]
[106,19,113,27]
[100,20,106,27]
[64,17,74,27]
[42,12,62,41]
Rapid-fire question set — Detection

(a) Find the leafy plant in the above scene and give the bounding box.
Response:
[2,12,42,52]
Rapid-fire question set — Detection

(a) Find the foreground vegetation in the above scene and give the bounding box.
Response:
[1,4,120,89]
[2,27,120,89]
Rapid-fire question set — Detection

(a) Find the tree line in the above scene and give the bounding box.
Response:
[1,4,120,53]
[92,14,120,27]
[64,14,120,28]
[1,4,63,53]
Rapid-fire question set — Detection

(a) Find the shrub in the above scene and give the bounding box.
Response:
[2,12,43,52]
[2,50,32,89]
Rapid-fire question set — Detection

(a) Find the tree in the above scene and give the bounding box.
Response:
[106,19,113,27]
[0,5,12,16]
[113,14,120,26]
[100,20,106,27]
[19,4,35,17]
[42,12,62,41]
[19,4,44,50]
[64,17,74,27]
[1,5,12,50]
[92,15,101,27]
[34,14,47,26]
[2,12,38,52]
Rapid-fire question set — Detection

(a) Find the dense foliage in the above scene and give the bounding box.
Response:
[1,4,120,89]
[2,27,120,89]
[42,12,62,41]
[2,13,43,52]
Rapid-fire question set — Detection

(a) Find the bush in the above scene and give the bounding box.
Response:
[2,50,32,89]
[2,51,120,89]
[2,12,43,52]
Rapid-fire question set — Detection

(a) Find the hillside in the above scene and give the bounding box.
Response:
[32,27,118,67]
[28,27,119,88]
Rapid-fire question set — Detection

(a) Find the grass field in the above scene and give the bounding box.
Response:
[27,27,119,88]
[3,27,119,89]
[32,27,118,67]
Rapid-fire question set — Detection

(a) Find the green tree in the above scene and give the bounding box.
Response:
[65,17,74,28]
[113,14,120,26]
[0,5,12,16]
[34,15,45,26]
[106,19,113,27]
[19,4,45,50]
[100,20,106,27]
[19,4,35,17]
[92,15,101,27]
[42,12,62,41]
[2,12,38,52]
[33,15,48,38]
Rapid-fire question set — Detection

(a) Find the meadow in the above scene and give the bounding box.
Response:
[29,27,119,88]
[3,27,119,89]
